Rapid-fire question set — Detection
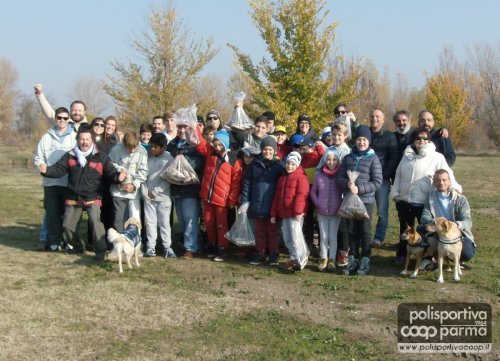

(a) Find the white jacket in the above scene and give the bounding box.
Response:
[109,143,149,200]
[34,126,77,187]
[390,142,461,204]
[141,151,174,202]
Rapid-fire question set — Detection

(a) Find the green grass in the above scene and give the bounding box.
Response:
[0,154,499,360]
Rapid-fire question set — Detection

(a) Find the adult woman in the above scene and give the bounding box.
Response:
[99,116,121,154]
[90,117,106,150]
[390,127,461,262]
[292,114,319,142]
[166,123,205,258]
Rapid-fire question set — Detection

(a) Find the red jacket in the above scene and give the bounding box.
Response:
[197,133,237,207]
[301,143,325,168]
[271,166,310,219]
[230,158,247,206]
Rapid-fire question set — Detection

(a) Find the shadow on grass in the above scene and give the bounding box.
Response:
[0,222,42,252]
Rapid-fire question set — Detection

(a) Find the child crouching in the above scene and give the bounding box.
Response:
[271,152,310,271]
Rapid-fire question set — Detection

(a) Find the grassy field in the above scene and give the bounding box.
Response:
[0,154,498,360]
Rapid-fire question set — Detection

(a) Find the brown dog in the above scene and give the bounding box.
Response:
[400,226,426,279]
[425,217,463,283]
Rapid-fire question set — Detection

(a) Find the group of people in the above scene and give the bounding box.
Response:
[34,83,475,274]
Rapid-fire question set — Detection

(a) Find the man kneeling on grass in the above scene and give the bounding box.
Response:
[39,126,127,261]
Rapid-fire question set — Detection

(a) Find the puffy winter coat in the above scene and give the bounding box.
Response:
[240,156,284,219]
[271,166,309,219]
[230,158,247,206]
[166,137,205,198]
[336,148,383,204]
[310,166,342,216]
[42,147,120,205]
[390,142,461,205]
[197,138,236,207]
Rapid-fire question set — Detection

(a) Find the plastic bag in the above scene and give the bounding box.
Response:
[227,92,254,131]
[291,219,310,270]
[225,211,255,247]
[335,115,352,140]
[338,170,369,219]
[160,154,199,185]
[175,104,200,145]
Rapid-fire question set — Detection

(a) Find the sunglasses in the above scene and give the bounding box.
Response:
[94,122,105,127]
[56,116,69,120]
[207,116,219,121]
[417,136,428,141]
[335,110,347,115]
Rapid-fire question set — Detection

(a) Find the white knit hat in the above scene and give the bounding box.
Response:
[286,151,302,166]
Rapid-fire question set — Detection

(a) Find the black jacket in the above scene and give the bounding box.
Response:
[43,147,120,203]
[370,128,398,181]
[430,129,456,167]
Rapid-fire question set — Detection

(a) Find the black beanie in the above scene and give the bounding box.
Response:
[355,125,372,142]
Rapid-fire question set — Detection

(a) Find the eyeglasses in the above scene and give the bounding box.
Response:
[207,116,219,121]
[416,136,428,141]
[94,122,105,127]
[56,116,69,120]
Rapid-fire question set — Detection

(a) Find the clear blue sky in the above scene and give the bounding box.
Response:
[1,0,499,107]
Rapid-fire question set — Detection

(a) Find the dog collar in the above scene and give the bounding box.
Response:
[438,235,462,244]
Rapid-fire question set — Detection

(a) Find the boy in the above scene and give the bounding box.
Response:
[139,123,153,152]
[142,133,175,257]
[274,125,291,160]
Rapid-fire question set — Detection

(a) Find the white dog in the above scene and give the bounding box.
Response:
[107,218,142,273]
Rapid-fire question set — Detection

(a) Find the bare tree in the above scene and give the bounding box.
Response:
[67,75,112,118]
[0,58,18,138]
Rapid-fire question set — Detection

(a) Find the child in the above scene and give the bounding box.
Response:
[240,137,284,266]
[142,133,175,257]
[231,146,260,207]
[336,126,382,275]
[321,126,334,147]
[310,150,342,272]
[316,122,351,266]
[270,152,310,271]
[274,125,291,160]
[139,123,153,152]
[202,125,216,144]
[197,129,237,262]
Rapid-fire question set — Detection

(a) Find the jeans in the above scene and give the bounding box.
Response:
[174,197,200,252]
[40,213,48,242]
[374,179,391,242]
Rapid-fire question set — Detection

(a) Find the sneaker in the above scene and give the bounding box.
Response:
[419,258,434,271]
[213,248,226,262]
[317,258,328,272]
[64,243,74,251]
[206,244,217,259]
[394,255,405,264]
[371,239,382,248]
[280,259,295,272]
[344,256,359,275]
[268,253,279,266]
[250,254,266,265]
[327,259,336,272]
[144,248,156,257]
[336,251,349,267]
[49,244,61,252]
[164,248,177,258]
[357,257,370,275]
[182,251,193,259]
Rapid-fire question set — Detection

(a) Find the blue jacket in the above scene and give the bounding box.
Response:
[240,155,284,219]
[336,148,383,204]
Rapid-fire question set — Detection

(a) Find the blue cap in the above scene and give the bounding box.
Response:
[289,134,304,146]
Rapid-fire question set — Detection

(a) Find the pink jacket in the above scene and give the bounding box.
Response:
[310,166,342,216]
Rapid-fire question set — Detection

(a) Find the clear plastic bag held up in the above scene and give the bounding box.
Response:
[227,92,254,131]
[175,104,200,145]
[160,154,199,185]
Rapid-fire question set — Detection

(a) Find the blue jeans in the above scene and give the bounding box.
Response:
[174,197,200,252]
[40,213,48,242]
[374,179,391,242]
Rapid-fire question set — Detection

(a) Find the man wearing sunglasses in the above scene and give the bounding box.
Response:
[34,107,77,252]
[333,103,361,146]
[34,84,88,131]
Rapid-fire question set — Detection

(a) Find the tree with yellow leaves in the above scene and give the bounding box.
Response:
[229,0,361,132]
[104,1,218,126]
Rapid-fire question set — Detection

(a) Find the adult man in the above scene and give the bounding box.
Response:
[152,115,166,134]
[162,111,177,142]
[262,110,276,134]
[369,108,398,247]
[39,127,127,261]
[34,84,88,130]
[34,107,76,251]
[418,110,456,167]
[392,110,415,164]
[419,169,475,266]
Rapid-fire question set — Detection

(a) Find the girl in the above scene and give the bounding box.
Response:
[270,151,310,271]
[310,150,343,272]
[336,126,382,276]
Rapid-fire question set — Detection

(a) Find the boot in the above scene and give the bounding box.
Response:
[344,255,359,275]
[336,250,349,267]
[357,257,370,275]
